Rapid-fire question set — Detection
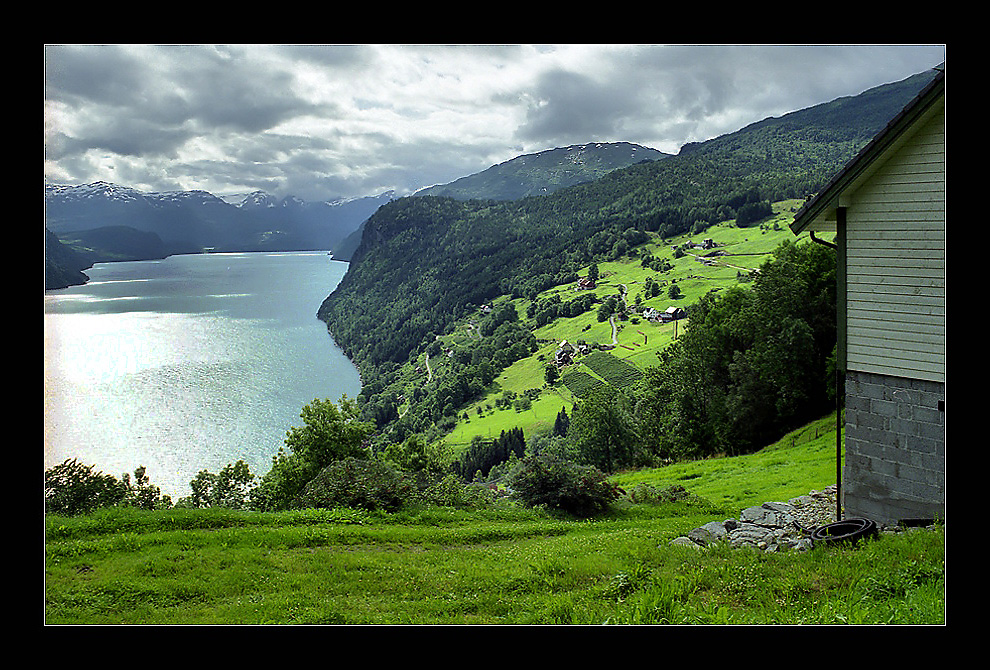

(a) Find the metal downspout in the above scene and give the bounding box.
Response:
[808,211,845,522]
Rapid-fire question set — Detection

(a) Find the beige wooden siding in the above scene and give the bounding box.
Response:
[845,108,945,382]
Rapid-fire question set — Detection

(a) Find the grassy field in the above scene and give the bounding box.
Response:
[44,413,945,625]
[441,200,807,451]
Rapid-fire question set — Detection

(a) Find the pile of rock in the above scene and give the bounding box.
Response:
[669,486,838,553]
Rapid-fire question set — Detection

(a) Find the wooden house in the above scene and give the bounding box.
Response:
[789,65,945,525]
[642,307,661,322]
[555,340,575,366]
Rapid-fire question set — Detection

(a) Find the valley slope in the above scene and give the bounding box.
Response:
[318,67,940,455]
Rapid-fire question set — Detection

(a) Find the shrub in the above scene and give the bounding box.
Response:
[45,459,172,515]
[416,474,496,509]
[507,453,623,518]
[252,395,375,511]
[180,460,256,510]
[120,465,172,511]
[294,457,413,512]
[45,459,126,516]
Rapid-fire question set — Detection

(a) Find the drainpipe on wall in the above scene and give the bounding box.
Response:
[808,208,846,522]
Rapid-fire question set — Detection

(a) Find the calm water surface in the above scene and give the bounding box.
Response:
[44,252,361,499]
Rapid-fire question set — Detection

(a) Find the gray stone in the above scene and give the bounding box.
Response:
[728,522,769,549]
[687,521,729,547]
[763,501,796,515]
[701,520,729,539]
[669,536,702,549]
[740,504,795,528]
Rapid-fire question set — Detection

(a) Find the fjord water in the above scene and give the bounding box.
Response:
[44,252,361,500]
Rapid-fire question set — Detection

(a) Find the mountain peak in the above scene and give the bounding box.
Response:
[413,141,670,201]
[45,181,146,203]
[237,191,279,208]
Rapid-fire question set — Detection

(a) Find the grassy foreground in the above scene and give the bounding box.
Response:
[45,415,945,625]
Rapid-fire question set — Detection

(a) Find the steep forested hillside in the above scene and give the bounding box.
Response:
[44,228,90,290]
[319,69,939,380]
[330,142,670,262]
[54,226,169,265]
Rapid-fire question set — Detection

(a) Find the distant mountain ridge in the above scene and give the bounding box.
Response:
[414,142,670,201]
[44,182,395,258]
[44,141,670,284]
[331,141,671,262]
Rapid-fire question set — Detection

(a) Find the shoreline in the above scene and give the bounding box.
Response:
[45,247,343,292]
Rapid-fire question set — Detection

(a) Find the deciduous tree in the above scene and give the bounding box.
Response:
[251,395,374,511]
[568,385,637,473]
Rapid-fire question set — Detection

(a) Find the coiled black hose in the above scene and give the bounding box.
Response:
[810,517,878,547]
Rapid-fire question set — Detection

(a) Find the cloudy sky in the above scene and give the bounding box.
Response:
[44,44,945,203]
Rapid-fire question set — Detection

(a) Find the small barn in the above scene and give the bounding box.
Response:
[790,65,945,525]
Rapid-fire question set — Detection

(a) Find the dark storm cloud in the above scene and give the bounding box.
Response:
[45,45,146,106]
[514,45,945,153]
[516,69,633,145]
[274,43,378,68]
[46,45,334,156]
[162,46,335,134]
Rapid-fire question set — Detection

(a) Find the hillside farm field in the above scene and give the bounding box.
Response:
[441,200,804,452]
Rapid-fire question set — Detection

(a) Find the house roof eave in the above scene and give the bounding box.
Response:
[790,65,944,236]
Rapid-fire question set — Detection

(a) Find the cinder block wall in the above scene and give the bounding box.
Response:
[843,370,945,524]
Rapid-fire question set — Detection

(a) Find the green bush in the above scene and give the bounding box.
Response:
[507,453,623,518]
[251,395,375,511]
[416,474,497,509]
[179,460,256,510]
[624,483,694,505]
[45,459,126,516]
[294,457,413,512]
[45,459,171,515]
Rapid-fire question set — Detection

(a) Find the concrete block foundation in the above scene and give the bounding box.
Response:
[843,370,945,524]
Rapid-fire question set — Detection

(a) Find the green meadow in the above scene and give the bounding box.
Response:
[45,413,944,625]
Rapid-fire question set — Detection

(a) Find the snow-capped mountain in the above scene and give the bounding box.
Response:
[44,180,146,204]
[235,191,280,208]
[45,182,394,256]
